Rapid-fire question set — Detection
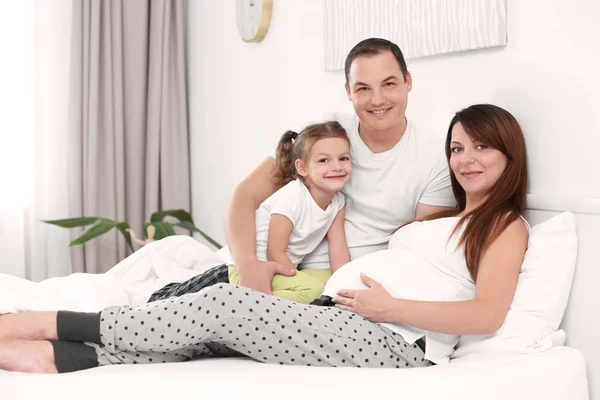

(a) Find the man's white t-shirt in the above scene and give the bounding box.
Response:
[270,114,455,269]
[253,179,345,266]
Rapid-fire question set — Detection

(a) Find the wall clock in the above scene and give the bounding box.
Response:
[236,0,273,43]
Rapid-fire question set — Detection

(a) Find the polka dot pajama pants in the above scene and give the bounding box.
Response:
[57,284,431,371]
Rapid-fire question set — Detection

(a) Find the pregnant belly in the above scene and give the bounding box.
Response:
[322,247,467,302]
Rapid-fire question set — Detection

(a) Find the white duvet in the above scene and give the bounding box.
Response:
[0,236,226,314]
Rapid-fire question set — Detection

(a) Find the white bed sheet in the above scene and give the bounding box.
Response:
[0,346,588,400]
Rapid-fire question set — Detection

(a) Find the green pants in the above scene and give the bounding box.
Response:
[228,265,331,304]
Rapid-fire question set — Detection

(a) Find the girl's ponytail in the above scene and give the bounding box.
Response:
[272,130,298,186]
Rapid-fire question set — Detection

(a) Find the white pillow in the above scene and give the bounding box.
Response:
[451,211,578,360]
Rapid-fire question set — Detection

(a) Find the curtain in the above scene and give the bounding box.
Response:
[0,0,74,281]
[0,0,190,279]
[68,0,191,274]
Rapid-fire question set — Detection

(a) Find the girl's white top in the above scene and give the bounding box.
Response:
[253,179,345,266]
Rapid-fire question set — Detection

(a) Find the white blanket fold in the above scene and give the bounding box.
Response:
[0,236,225,314]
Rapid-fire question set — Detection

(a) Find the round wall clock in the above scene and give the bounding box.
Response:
[236,0,273,43]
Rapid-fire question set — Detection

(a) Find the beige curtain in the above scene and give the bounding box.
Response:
[68,0,190,273]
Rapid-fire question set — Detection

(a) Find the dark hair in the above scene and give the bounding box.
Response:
[271,121,350,186]
[344,38,409,83]
[422,104,528,281]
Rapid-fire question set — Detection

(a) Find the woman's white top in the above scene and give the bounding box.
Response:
[384,217,474,364]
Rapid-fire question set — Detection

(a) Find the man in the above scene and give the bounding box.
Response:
[149,38,455,302]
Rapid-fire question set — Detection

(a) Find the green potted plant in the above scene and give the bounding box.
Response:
[43,209,222,252]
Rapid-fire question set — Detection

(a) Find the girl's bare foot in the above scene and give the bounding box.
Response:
[0,312,58,341]
[0,340,57,373]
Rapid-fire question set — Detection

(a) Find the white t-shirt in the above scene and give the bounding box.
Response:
[273,113,455,269]
[252,179,345,266]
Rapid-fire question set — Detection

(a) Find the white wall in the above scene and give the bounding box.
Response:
[188,0,600,246]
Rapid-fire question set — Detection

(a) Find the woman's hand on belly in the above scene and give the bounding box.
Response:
[334,274,395,323]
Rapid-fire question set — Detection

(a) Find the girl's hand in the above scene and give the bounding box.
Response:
[334,274,395,323]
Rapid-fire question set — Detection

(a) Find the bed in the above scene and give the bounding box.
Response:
[0,196,597,400]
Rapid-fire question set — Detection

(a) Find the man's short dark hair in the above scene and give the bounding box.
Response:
[344,38,409,83]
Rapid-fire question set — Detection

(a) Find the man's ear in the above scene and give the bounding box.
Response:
[345,82,351,100]
[295,159,308,177]
[404,71,413,92]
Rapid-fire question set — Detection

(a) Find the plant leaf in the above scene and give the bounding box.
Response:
[115,222,133,250]
[150,209,194,224]
[69,219,119,246]
[42,217,101,228]
[176,221,222,249]
[145,222,177,241]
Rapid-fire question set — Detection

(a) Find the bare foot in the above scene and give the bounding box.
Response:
[0,340,57,373]
[0,312,57,341]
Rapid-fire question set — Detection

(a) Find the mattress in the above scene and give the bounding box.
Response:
[0,346,588,400]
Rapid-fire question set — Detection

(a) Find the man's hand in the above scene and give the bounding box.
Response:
[236,258,296,295]
[334,274,395,323]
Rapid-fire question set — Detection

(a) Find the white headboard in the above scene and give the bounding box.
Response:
[524,194,600,400]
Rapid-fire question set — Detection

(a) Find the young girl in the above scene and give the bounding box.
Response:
[227,121,352,304]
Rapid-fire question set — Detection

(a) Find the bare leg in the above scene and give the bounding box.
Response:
[0,340,57,373]
[0,312,58,341]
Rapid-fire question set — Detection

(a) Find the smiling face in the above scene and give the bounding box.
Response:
[345,51,412,137]
[449,122,508,206]
[295,137,352,197]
